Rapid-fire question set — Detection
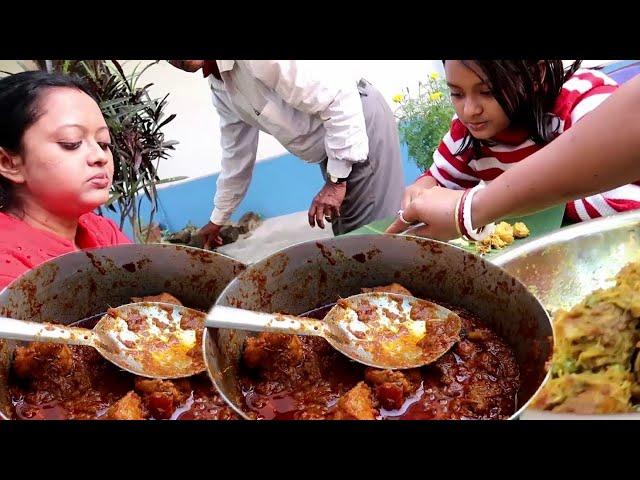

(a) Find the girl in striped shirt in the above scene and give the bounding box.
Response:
[400,60,639,225]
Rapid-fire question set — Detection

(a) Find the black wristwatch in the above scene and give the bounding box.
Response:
[328,174,348,184]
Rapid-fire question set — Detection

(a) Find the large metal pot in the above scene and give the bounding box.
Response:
[0,243,246,420]
[493,209,640,420]
[203,234,553,420]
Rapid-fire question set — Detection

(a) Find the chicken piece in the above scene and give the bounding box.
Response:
[105,392,147,420]
[361,283,413,297]
[454,339,479,360]
[11,343,104,402]
[374,383,404,410]
[364,368,421,392]
[134,378,190,399]
[466,329,491,342]
[131,292,183,306]
[465,378,503,414]
[332,382,377,420]
[242,333,304,370]
[364,368,422,410]
[12,343,74,380]
[134,378,191,420]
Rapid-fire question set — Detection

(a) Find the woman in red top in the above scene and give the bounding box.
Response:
[0,71,131,290]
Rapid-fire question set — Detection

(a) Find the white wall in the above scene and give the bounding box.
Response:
[121,60,223,181]
[0,60,37,73]
[122,60,445,182]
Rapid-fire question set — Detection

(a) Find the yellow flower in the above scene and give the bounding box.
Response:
[429,91,443,101]
[430,72,439,80]
[392,93,404,103]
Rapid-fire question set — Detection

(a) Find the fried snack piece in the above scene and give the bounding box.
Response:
[513,222,530,238]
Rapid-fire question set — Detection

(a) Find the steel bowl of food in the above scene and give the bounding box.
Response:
[493,210,640,419]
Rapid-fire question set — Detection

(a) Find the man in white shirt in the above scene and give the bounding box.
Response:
[168,60,404,249]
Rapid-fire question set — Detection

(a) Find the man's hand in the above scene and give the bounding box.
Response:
[308,182,347,229]
[198,221,224,250]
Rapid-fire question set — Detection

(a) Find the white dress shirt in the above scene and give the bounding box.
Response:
[208,60,369,224]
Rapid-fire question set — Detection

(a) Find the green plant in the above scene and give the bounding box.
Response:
[35,60,186,242]
[393,72,455,172]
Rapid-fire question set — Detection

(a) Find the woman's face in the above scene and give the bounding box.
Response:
[444,60,510,140]
[11,87,114,217]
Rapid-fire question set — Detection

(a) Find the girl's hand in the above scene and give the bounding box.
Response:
[385,187,464,241]
[400,175,438,210]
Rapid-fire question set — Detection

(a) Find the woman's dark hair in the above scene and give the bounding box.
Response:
[445,60,583,155]
[0,70,97,210]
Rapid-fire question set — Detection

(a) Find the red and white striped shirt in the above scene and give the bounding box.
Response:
[424,69,640,222]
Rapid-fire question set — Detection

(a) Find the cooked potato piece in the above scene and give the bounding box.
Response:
[332,382,377,420]
[105,391,147,420]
